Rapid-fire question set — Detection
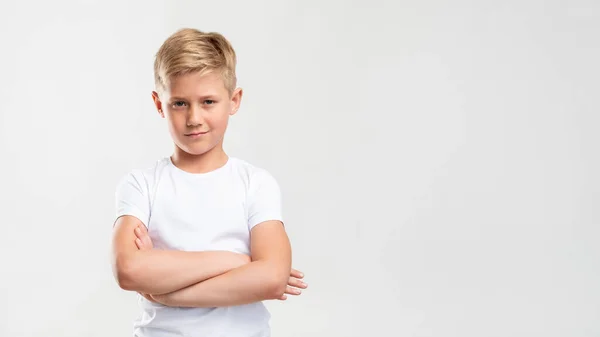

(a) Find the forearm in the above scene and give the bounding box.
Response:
[157,259,289,308]
[117,250,246,295]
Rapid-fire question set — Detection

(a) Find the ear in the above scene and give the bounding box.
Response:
[152,91,165,118]
[229,87,243,116]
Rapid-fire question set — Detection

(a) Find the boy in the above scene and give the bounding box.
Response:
[111,28,307,337]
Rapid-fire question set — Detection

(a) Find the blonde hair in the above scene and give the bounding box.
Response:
[154,28,237,95]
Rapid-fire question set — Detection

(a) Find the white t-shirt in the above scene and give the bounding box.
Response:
[114,156,283,337]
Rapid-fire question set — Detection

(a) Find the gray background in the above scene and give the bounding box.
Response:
[0,0,598,336]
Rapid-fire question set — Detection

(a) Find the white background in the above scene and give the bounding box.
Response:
[0,0,598,336]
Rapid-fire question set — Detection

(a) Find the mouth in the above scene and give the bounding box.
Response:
[185,131,209,137]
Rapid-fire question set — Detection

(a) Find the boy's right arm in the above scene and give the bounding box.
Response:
[111,215,249,295]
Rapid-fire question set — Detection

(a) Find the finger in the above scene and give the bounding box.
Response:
[290,268,304,279]
[136,225,150,237]
[135,238,143,249]
[134,226,152,249]
[279,294,287,301]
[141,234,152,247]
[288,277,308,289]
[140,293,153,302]
[284,285,302,295]
[134,226,143,238]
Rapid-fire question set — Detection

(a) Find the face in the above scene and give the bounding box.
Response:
[152,71,242,156]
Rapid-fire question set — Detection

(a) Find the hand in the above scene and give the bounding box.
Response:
[134,225,153,250]
[236,253,252,266]
[133,226,250,271]
[134,226,156,301]
[278,268,308,301]
[140,292,159,303]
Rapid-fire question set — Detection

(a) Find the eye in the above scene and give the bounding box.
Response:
[203,99,216,105]
[171,101,188,108]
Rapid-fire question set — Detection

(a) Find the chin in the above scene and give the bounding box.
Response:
[179,142,218,156]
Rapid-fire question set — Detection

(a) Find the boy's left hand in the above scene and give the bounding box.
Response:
[278,268,308,301]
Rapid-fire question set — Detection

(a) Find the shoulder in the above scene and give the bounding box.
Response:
[233,158,284,226]
[116,157,171,191]
[229,157,280,189]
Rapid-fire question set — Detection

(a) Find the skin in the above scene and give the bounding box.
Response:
[134,224,307,303]
[152,70,240,174]
[111,69,307,307]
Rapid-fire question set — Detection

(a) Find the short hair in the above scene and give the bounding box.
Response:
[153,28,237,95]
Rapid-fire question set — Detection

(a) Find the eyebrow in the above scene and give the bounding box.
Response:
[169,94,219,101]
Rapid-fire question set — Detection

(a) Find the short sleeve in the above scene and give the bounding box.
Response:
[115,170,151,228]
[247,169,284,230]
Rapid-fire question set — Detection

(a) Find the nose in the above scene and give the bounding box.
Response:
[186,103,204,127]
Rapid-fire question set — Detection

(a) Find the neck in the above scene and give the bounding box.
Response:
[171,144,229,174]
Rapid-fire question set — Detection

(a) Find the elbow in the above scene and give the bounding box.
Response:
[113,255,140,291]
[269,283,286,299]
[266,273,288,299]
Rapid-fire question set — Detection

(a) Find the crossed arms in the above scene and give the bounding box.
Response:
[111,215,307,308]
